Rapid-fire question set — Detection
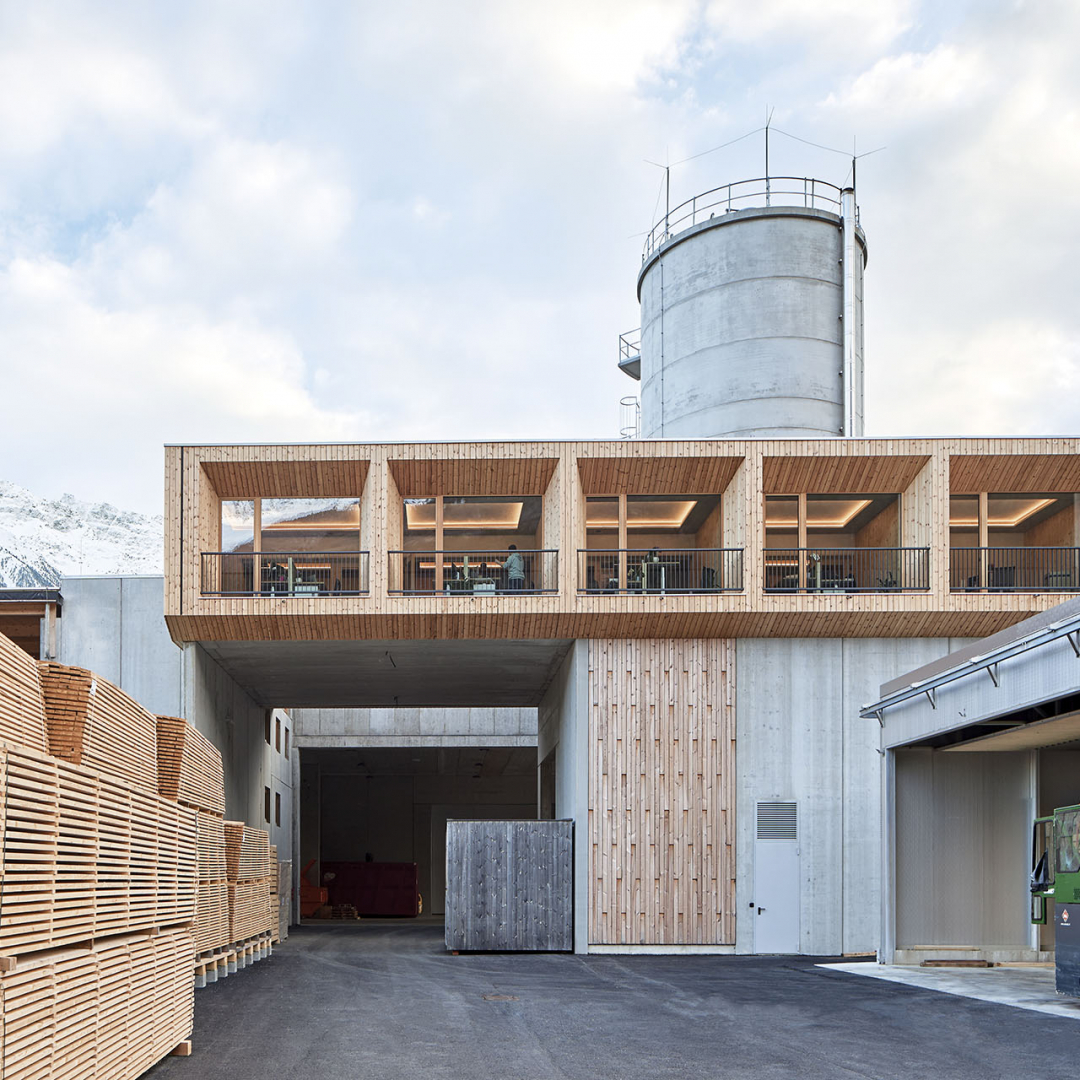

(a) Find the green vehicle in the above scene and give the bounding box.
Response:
[1031,804,1080,997]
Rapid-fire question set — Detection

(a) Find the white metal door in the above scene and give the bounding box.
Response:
[754,801,800,954]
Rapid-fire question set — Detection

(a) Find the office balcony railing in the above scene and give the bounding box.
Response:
[388,550,559,595]
[950,547,1080,592]
[201,552,370,597]
[763,548,930,593]
[578,549,744,594]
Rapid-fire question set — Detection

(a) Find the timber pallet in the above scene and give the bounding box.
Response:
[193,945,236,987]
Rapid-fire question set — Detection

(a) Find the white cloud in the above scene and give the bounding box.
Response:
[705,0,914,54]
[823,45,989,113]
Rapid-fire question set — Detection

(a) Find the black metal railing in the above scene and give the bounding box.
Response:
[201,552,370,597]
[763,548,930,593]
[950,548,1080,592]
[388,550,558,595]
[578,549,744,594]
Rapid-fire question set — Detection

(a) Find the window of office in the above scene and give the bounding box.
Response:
[264,786,271,823]
[805,494,898,548]
[764,496,798,548]
[402,496,541,549]
[260,498,360,554]
[949,494,1077,546]
[275,792,281,828]
[584,497,618,549]
[221,500,255,553]
[284,729,290,759]
[625,494,720,548]
[275,716,281,753]
[264,712,271,745]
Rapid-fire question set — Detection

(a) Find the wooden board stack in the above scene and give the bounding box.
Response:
[38,662,159,794]
[225,823,275,944]
[224,822,273,883]
[0,927,194,1080]
[0,633,47,754]
[0,634,198,1075]
[0,746,196,955]
[154,720,232,960]
[156,717,226,817]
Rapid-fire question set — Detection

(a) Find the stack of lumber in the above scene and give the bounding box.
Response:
[0,632,196,1073]
[0,927,194,1079]
[228,881,273,942]
[38,662,158,793]
[0,633,47,753]
[278,859,293,942]
[193,813,230,954]
[194,882,230,954]
[225,822,273,883]
[225,822,275,943]
[156,716,226,816]
[0,745,197,955]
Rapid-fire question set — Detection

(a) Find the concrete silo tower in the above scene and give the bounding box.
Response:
[619,177,867,438]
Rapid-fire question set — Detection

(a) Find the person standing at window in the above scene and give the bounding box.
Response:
[503,545,525,591]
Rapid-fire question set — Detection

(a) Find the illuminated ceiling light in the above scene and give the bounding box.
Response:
[585,500,698,529]
[764,499,873,528]
[949,498,1057,528]
[405,502,524,530]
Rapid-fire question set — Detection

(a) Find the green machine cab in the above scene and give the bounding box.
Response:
[1031,803,1080,997]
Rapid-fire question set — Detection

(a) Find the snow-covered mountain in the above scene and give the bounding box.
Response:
[0,480,162,588]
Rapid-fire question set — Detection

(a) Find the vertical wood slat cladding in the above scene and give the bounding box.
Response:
[589,638,735,946]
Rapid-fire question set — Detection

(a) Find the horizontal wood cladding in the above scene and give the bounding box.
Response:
[589,638,735,945]
[949,454,1080,494]
[387,455,558,496]
[576,454,743,495]
[201,457,370,498]
[164,603,1054,642]
[762,454,930,493]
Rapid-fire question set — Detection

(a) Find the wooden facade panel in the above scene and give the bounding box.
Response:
[200,451,371,498]
[445,819,573,951]
[949,454,1080,494]
[588,638,735,946]
[762,454,930,494]
[388,454,558,496]
[576,454,743,495]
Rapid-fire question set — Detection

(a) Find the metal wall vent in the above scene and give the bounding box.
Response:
[756,801,797,840]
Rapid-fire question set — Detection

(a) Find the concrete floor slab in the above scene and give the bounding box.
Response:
[146,923,1080,1080]
[821,960,1080,1021]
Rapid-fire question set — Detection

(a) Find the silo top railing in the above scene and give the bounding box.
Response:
[642,177,851,261]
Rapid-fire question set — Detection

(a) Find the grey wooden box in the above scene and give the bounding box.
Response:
[445,819,573,952]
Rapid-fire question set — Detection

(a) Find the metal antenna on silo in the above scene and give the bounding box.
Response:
[764,107,774,205]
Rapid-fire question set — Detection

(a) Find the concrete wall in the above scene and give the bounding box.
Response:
[638,207,866,439]
[181,643,293,865]
[537,640,589,953]
[292,707,536,747]
[58,575,181,717]
[735,637,975,955]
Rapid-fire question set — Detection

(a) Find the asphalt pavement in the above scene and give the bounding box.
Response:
[146,920,1079,1080]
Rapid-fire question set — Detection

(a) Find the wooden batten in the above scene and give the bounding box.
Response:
[588,638,736,947]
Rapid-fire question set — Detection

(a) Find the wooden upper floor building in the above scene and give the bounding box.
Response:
[164,436,1080,644]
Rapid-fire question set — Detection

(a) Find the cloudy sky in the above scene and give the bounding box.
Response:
[1,0,1077,514]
